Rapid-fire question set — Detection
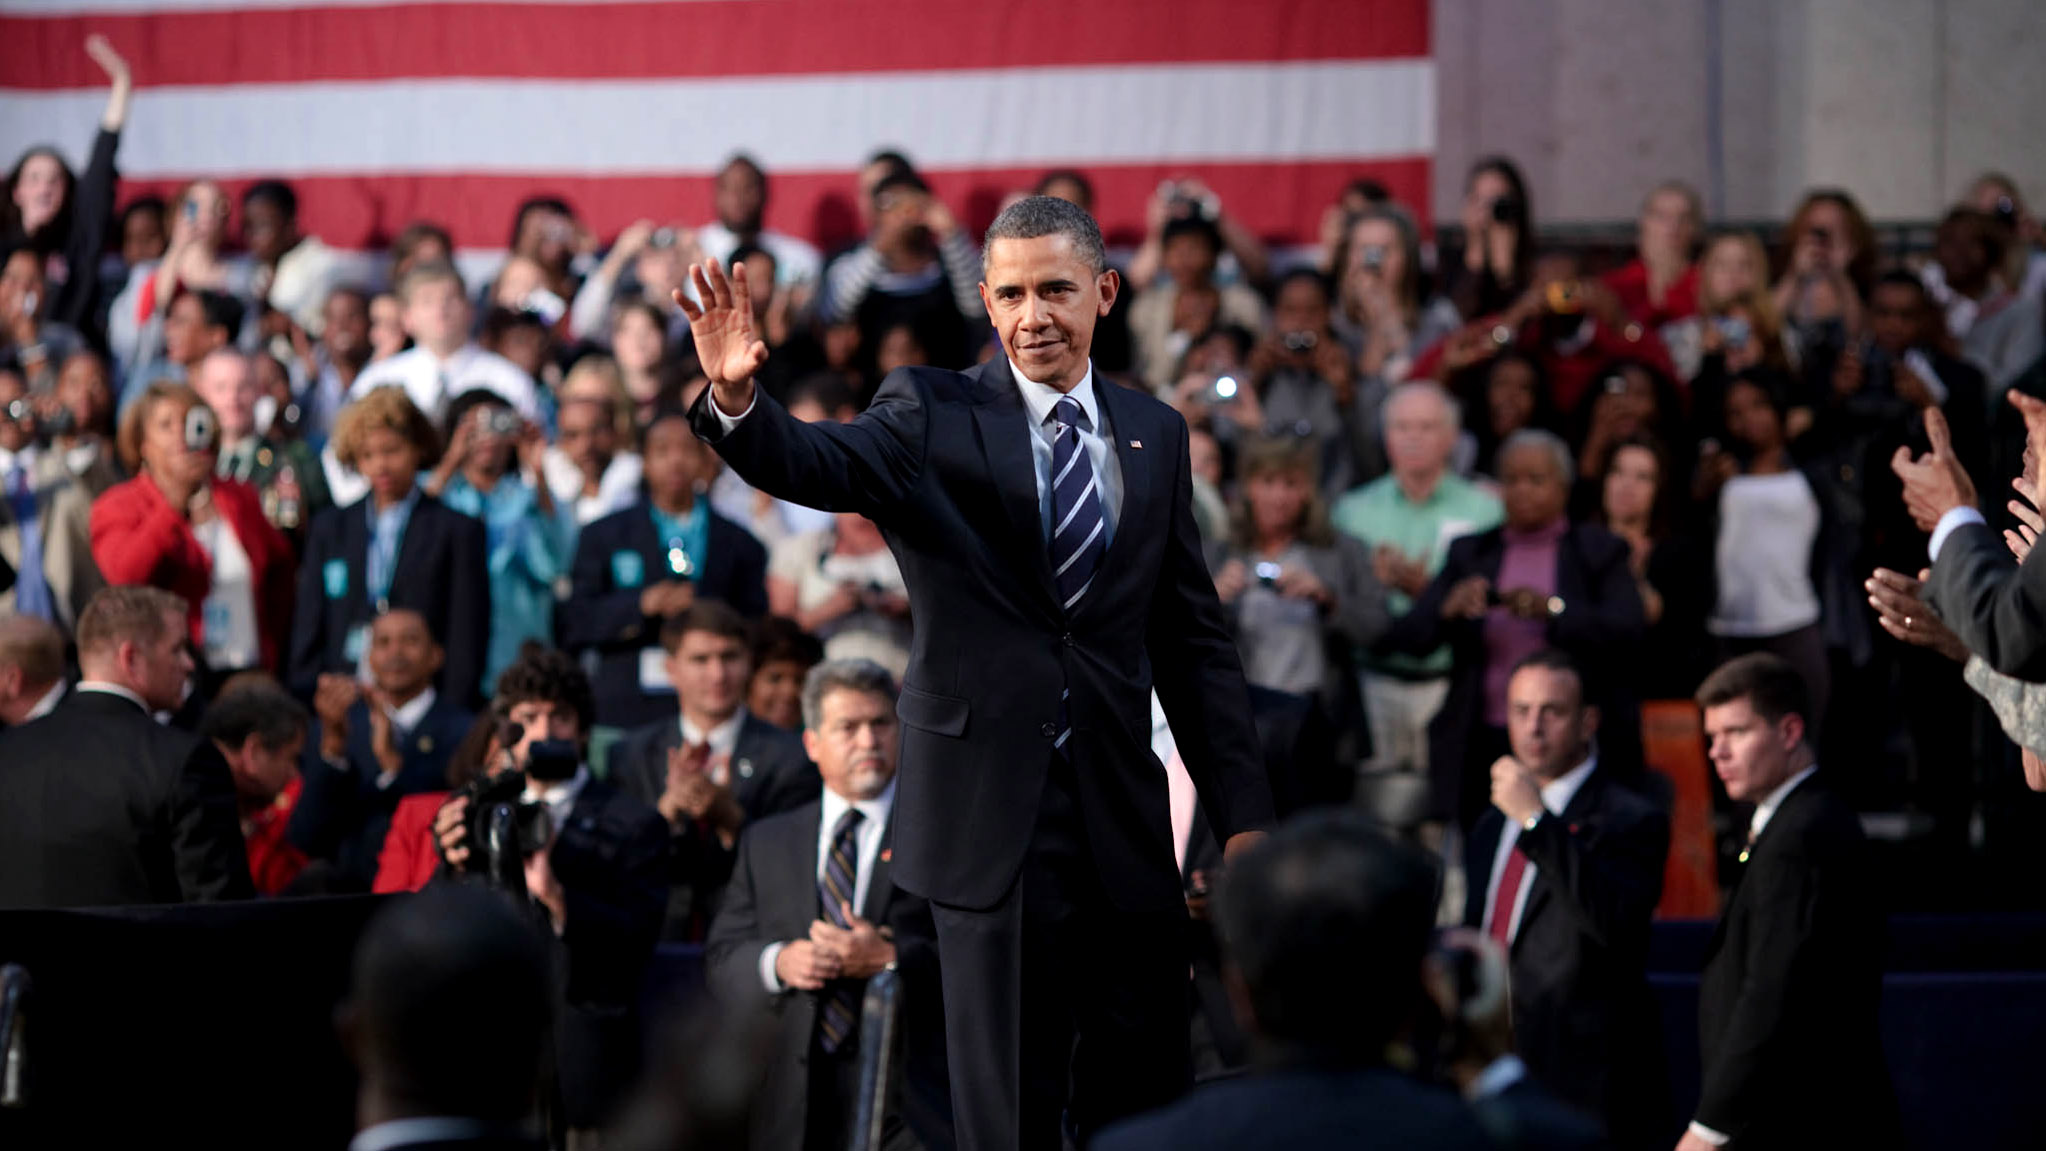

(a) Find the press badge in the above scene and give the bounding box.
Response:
[639,646,674,694]
[344,623,370,665]
[323,558,350,599]
[612,550,645,589]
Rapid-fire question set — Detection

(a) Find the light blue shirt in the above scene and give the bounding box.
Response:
[438,473,564,695]
[365,487,421,608]
[1009,359,1122,546]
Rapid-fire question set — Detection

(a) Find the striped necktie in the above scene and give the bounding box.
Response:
[816,807,866,1054]
[1049,395,1106,760]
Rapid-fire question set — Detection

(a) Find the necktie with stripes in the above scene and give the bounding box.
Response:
[1049,395,1105,759]
[815,807,866,1053]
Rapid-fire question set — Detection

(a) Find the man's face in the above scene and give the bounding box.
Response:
[193,354,259,441]
[1933,219,1989,288]
[1868,283,1927,356]
[1273,277,1330,342]
[368,295,407,359]
[715,163,766,235]
[368,610,441,698]
[978,234,1116,389]
[57,353,110,431]
[164,295,224,367]
[1384,390,1454,480]
[666,629,750,721]
[228,730,304,801]
[1506,665,1597,780]
[505,698,581,774]
[1160,233,1218,289]
[122,206,165,268]
[517,209,574,272]
[555,399,615,472]
[802,687,899,802]
[241,198,294,264]
[0,249,45,321]
[402,277,470,353]
[131,608,196,711]
[1703,697,1801,803]
[641,418,705,501]
[322,292,370,362]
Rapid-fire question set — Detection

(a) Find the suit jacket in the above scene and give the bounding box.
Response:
[1695,773,1896,1149]
[704,799,944,1151]
[1462,766,1668,1145]
[1469,1075,1609,1151]
[691,361,1273,911]
[0,688,254,907]
[559,498,769,730]
[0,469,104,633]
[1382,522,1646,824]
[287,493,490,705]
[1927,519,2046,682]
[89,475,297,671]
[1094,1066,1494,1151]
[611,710,818,939]
[287,693,474,887]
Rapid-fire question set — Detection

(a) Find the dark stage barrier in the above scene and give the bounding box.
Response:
[3,901,2042,1148]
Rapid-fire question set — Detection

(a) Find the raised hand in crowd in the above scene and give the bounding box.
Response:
[85,34,134,133]
[1890,406,1976,533]
[676,259,769,410]
[1212,558,1249,604]
[363,686,405,777]
[1866,567,1969,662]
[809,902,895,979]
[313,672,360,761]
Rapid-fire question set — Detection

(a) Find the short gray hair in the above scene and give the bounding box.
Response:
[1498,428,1574,485]
[1380,381,1461,437]
[800,659,899,731]
[983,195,1107,276]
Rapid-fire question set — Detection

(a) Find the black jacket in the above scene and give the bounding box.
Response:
[1094,1066,1493,1151]
[1463,766,1668,1146]
[704,800,945,1151]
[1927,518,2046,681]
[0,689,253,908]
[1694,773,1896,1149]
[558,499,768,730]
[610,710,817,939]
[691,362,1273,912]
[288,692,475,887]
[288,493,491,706]
[1382,522,1647,826]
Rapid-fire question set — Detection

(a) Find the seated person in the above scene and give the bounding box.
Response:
[200,681,312,896]
[561,407,767,730]
[613,600,817,940]
[705,659,946,1151]
[289,607,474,889]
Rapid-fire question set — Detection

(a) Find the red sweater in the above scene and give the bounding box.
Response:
[375,790,449,894]
[244,777,309,896]
[1602,259,1700,329]
[89,475,296,671]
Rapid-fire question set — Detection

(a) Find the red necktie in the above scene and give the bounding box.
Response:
[1487,843,1531,946]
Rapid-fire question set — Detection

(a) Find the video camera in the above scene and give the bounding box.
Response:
[449,736,580,894]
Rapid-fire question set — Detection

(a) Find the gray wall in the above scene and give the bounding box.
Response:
[1432,0,2046,224]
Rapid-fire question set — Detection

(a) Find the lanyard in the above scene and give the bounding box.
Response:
[366,496,415,612]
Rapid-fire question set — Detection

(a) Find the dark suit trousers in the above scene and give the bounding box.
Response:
[929,753,1190,1151]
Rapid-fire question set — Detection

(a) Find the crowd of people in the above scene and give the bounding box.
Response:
[4,33,2046,1151]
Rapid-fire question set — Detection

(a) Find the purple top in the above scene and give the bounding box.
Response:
[1482,518,1568,726]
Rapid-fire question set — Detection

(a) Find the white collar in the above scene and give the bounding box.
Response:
[1009,359,1100,433]
[1466,1053,1528,1101]
[387,686,437,733]
[349,1117,509,1151]
[1539,754,1598,815]
[23,678,66,722]
[75,680,150,713]
[821,775,897,837]
[681,708,747,756]
[0,443,37,478]
[523,764,590,811]
[1751,764,1818,840]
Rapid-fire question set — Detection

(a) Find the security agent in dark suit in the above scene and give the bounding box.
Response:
[679,198,1274,1149]
[0,612,70,728]
[430,647,670,1137]
[287,386,490,706]
[0,585,254,907]
[1461,650,1667,1148]
[613,600,817,940]
[1096,812,1490,1151]
[706,659,947,1151]
[338,885,550,1151]
[560,409,769,730]
[290,608,475,888]
[1682,654,1896,1151]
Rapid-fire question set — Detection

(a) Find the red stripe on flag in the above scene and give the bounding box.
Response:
[115,158,1432,254]
[2,0,1429,90]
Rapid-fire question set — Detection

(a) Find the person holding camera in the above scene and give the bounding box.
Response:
[818,166,982,369]
[1130,215,1270,393]
[0,245,87,397]
[428,645,670,1139]
[1600,181,1702,330]
[1444,157,1535,323]
[1127,175,1272,296]
[1336,206,1464,474]
[90,381,296,686]
[0,361,105,633]
[1772,191,1877,365]
[768,509,912,679]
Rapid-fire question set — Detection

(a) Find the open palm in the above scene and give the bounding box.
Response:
[674,258,768,390]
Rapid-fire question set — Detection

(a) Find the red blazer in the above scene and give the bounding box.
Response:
[89,475,296,671]
[244,776,310,896]
[374,790,449,894]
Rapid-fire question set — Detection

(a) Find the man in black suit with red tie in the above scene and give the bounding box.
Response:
[1682,654,1896,1151]
[1462,650,1668,1147]
[680,196,1273,1150]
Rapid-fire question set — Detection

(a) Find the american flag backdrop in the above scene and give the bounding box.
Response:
[0,0,1435,255]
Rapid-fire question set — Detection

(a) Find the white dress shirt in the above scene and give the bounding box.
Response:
[349,343,539,424]
[758,778,897,994]
[1481,755,1598,945]
[542,446,644,526]
[1929,504,1987,563]
[680,707,748,785]
[523,764,590,835]
[22,677,66,722]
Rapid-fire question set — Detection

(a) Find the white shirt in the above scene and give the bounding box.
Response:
[1481,755,1598,945]
[22,678,66,722]
[542,446,644,526]
[192,513,262,671]
[680,708,747,768]
[697,221,822,287]
[0,443,41,488]
[523,764,590,835]
[759,778,897,994]
[349,343,539,425]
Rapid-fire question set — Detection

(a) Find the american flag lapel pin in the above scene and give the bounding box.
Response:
[881,848,892,863]
[1130,439,1143,449]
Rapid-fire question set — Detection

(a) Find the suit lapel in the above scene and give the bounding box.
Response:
[969,361,1059,614]
[1518,770,1606,932]
[1084,379,1151,617]
[390,496,435,598]
[1466,810,1505,925]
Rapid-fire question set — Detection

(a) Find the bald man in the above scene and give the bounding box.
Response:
[0,612,68,726]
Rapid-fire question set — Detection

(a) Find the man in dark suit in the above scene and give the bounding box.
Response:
[706,659,946,1151]
[1682,654,1895,1151]
[679,196,1272,1149]
[289,607,474,888]
[613,599,815,939]
[560,408,769,730]
[430,647,670,1139]
[1462,649,1667,1147]
[1096,812,1490,1151]
[339,885,549,1151]
[0,585,253,907]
